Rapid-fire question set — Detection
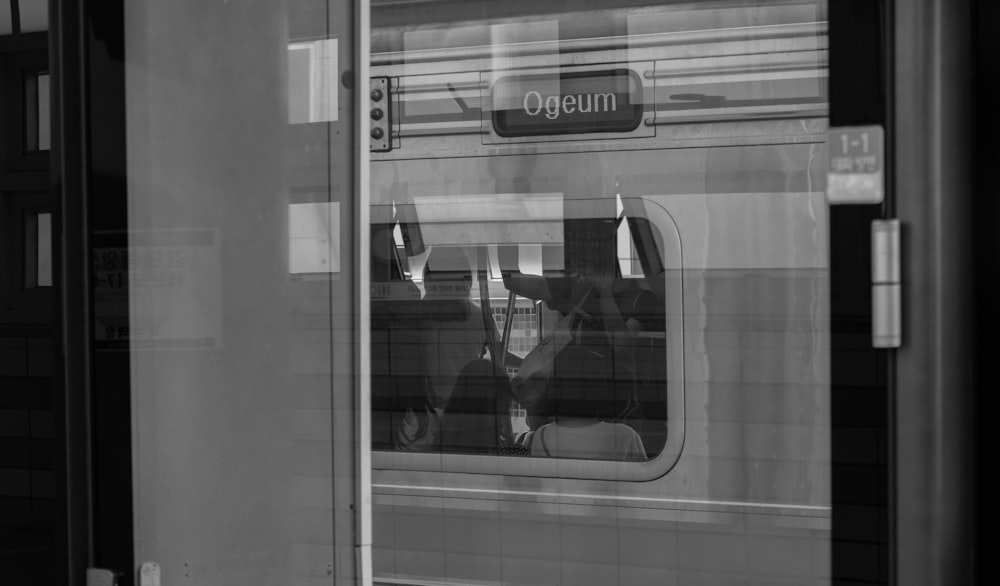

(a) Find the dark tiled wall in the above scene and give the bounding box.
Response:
[0,331,55,567]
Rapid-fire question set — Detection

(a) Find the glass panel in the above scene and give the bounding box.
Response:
[19,1,49,34]
[37,74,50,151]
[24,211,52,288]
[36,212,51,287]
[371,1,830,584]
[24,73,51,152]
[0,5,12,36]
[287,39,339,124]
[123,1,362,583]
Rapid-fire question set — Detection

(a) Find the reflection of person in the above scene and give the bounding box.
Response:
[414,246,521,453]
[529,345,646,461]
[439,358,513,453]
[514,273,643,430]
[419,247,493,409]
[394,402,440,452]
[570,274,642,350]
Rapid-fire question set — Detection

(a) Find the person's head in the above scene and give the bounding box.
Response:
[422,247,472,298]
[549,343,620,421]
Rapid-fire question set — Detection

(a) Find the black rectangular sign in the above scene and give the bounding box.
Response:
[491,69,643,138]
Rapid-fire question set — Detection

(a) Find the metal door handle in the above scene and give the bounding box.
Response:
[872,219,901,348]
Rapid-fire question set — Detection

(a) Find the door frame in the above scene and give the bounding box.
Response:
[51,1,375,584]
[50,0,980,584]
[50,0,133,584]
[892,0,978,584]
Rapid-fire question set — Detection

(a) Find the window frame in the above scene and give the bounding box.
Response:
[0,191,53,323]
[2,45,49,171]
[370,195,686,482]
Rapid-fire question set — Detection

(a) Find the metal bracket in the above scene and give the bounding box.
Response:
[369,77,392,152]
[872,219,901,348]
[86,568,119,586]
[139,562,161,586]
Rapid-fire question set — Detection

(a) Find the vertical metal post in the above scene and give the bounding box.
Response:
[49,1,93,584]
[894,0,975,584]
[354,0,373,583]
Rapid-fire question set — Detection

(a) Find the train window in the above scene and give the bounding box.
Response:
[370,176,685,479]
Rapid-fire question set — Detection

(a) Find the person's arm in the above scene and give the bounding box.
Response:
[504,350,523,368]
[581,275,638,349]
[480,301,525,368]
[581,277,645,396]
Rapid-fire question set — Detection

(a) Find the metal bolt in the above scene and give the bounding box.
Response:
[370,88,384,101]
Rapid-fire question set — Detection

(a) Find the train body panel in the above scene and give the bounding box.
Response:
[368,4,832,582]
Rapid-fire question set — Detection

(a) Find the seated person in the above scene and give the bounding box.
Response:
[529,344,647,461]
[418,247,493,410]
[394,396,441,452]
[413,246,519,453]
[514,274,644,431]
[438,358,514,453]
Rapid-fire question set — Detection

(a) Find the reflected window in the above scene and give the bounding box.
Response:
[25,212,52,288]
[25,72,51,152]
[289,202,340,274]
[288,39,339,124]
[19,2,50,34]
[617,195,643,277]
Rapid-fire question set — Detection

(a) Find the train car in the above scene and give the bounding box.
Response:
[367,2,832,584]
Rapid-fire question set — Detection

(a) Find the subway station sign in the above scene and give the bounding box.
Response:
[491,69,643,137]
